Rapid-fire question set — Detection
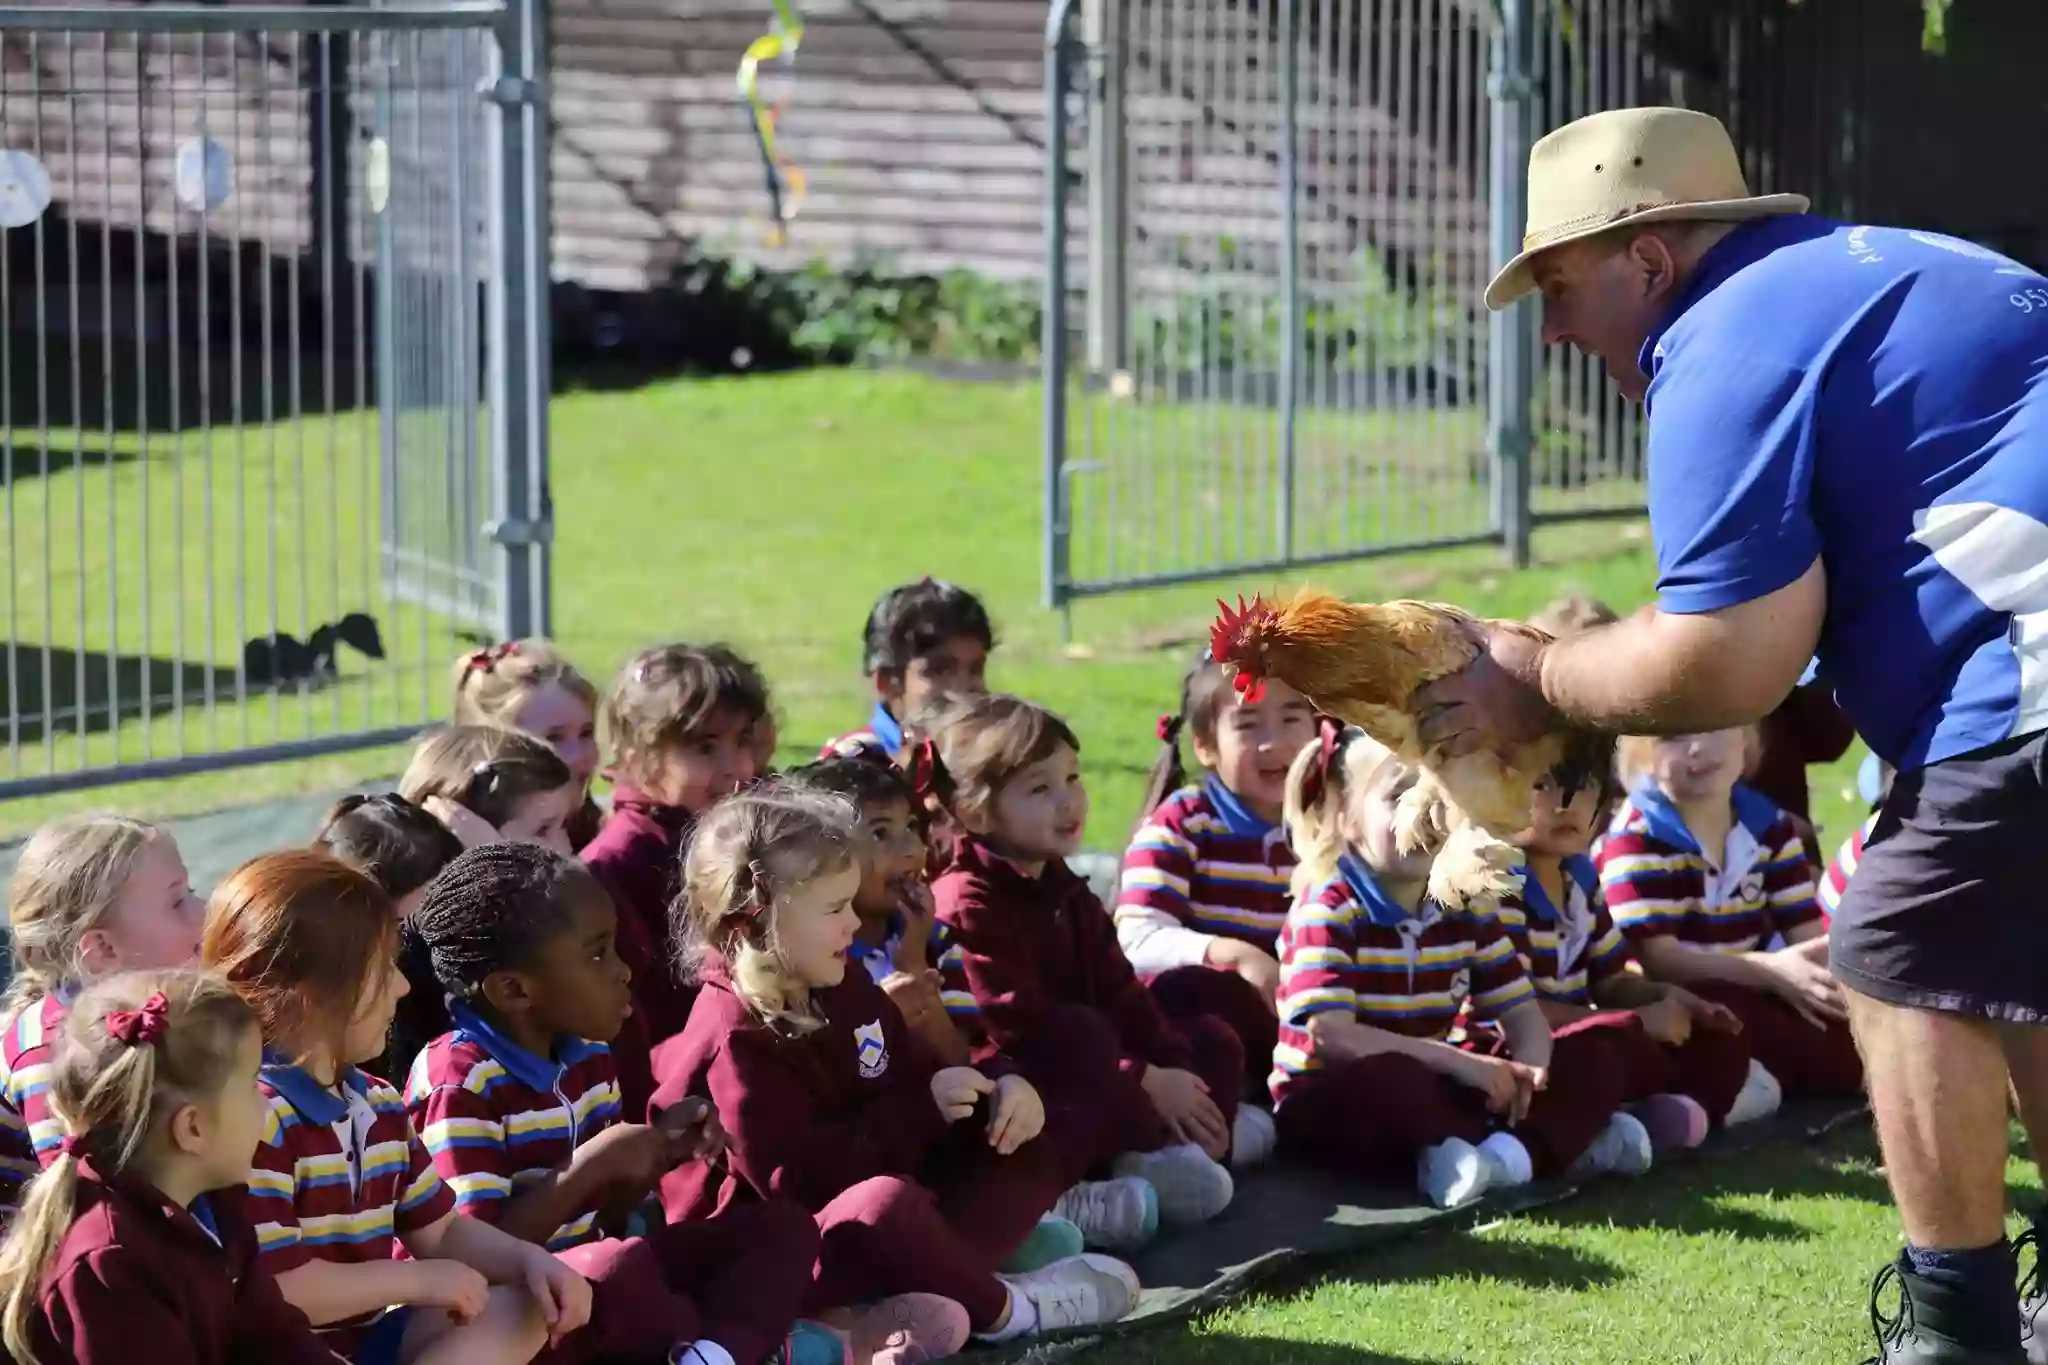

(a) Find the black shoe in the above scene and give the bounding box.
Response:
[1864,1254,2025,1364]
[2017,1221,2048,1365]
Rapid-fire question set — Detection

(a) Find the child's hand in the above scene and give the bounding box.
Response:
[520,1245,593,1347]
[1763,950,1849,1030]
[930,1066,994,1122]
[1665,986,1743,1035]
[1140,1065,1229,1159]
[410,1259,491,1323]
[881,969,948,1033]
[1203,939,1282,1014]
[577,1120,692,1197]
[891,878,938,974]
[985,1074,1045,1155]
[1633,996,1693,1048]
[1456,1052,1532,1122]
[422,795,502,851]
[652,1096,728,1162]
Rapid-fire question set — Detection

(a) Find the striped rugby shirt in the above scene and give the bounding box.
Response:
[1115,777,1295,974]
[405,1002,624,1251]
[249,1057,455,1352]
[1817,812,1877,928]
[0,991,73,1211]
[1270,853,1533,1107]
[1596,783,1822,953]
[1491,855,1631,1006]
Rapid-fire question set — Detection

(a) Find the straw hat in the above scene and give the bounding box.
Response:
[1484,106,1808,310]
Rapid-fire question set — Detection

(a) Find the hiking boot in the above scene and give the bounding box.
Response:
[2016,1220,2048,1365]
[1863,1253,2025,1364]
[1050,1177,1158,1251]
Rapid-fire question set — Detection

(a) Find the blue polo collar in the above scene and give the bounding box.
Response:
[448,1000,604,1094]
[1637,218,1783,381]
[1203,774,1277,839]
[1338,851,1425,929]
[1630,781,1780,856]
[260,1052,373,1126]
[868,702,905,757]
[1519,854,1599,924]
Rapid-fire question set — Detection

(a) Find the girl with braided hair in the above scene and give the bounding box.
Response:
[403,842,879,1365]
[0,967,333,1365]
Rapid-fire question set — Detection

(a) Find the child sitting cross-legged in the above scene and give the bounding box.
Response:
[1117,649,1318,1120]
[2,816,209,1216]
[784,754,1161,1258]
[823,579,994,763]
[654,784,1136,1347]
[0,968,337,1365]
[1271,725,1645,1209]
[1500,772,1776,1150]
[1596,731,1863,1102]
[928,693,1247,1225]
[404,842,894,1365]
[203,850,591,1365]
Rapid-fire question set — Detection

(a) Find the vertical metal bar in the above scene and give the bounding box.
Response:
[1276,0,1298,562]
[261,27,280,738]
[3,33,16,775]
[102,32,120,756]
[169,32,187,758]
[1488,0,1535,567]
[66,34,87,761]
[229,24,252,745]
[33,31,53,773]
[1042,0,1078,611]
[412,29,430,720]
[321,28,343,731]
[288,32,308,731]
[135,29,152,759]
[1083,0,1127,376]
[198,29,220,748]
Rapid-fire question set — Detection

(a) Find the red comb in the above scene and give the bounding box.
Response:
[1210,595,1270,703]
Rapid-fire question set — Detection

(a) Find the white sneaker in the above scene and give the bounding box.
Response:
[1570,1111,1654,1179]
[1724,1059,1784,1127]
[1051,1176,1158,1251]
[1230,1105,1277,1169]
[1000,1253,1141,1333]
[1112,1143,1233,1224]
[1418,1137,1491,1209]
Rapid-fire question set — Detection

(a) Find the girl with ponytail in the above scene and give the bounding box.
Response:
[0,967,335,1365]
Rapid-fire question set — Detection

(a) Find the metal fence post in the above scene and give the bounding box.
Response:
[1043,0,1080,617]
[486,0,553,640]
[1082,0,1126,375]
[1276,0,1299,561]
[1487,0,1536,569]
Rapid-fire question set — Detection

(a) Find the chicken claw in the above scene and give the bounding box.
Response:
[1427,823,1524,911]
[1390,774,1452,859]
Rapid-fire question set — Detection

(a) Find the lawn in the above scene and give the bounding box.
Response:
[0,367,1866,849]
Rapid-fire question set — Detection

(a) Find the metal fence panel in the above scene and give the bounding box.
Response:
[0,0,548,799]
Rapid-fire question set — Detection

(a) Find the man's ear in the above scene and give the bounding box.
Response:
[1627,231,1682,302]
[480,970,535,1017]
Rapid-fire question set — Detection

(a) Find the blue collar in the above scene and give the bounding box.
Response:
[1202,774,1277,839]
[259,1051,373,1126]
[868,702,905,757]
[188,1192,221,1243]
[1638,218,1799,380]
[1337,851,1425,929]
[448,1000,604,1094]
[1629,781,1781,856]
[1519,854,1599,924]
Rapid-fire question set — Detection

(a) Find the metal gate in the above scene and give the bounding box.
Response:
[0,0,551,799]
[1040,0,1667,609]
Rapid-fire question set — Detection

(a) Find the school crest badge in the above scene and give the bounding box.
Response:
[1737,870,1766,906]
[1447,968,1472,1009]
[854,1020,889,1079]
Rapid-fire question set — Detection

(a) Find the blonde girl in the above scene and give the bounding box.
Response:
[450,639,603,848]
[398,725,582,858]
[654,783,1135,1348]
[202,850,590,1365]
[0,967,334,1365]
[2,816,205,1207]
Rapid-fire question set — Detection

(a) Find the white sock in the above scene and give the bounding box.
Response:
[1478,1131,1535,1186]
[975,1282,1039,1343]
[678,1345,737,1365]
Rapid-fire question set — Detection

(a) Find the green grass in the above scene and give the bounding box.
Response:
[0,368,1865,849]
[1082,1123,2041,1365]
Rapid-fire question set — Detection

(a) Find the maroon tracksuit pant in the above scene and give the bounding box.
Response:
[1275,1024,1623,1180]
[1686,981,1864,1099]
[808,1093,1097,1332]
[1564,1008,1754,1123]
[1148,964,1279,1100]
[554,1197,818,1364]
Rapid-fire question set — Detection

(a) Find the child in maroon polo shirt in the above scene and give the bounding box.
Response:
[202,850,588,1365]
[927,693,1245,1229]
[0,969,334,1365]
[1116,651,1319,1115]
[404,842,908,1365]
[821,578,995,763]
[654,783,1137,1347]
[1272,728,1648,1210]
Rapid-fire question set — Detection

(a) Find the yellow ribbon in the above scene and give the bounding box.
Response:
[736,0,807,245]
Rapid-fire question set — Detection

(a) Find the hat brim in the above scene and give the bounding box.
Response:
[1483,193,1811,311]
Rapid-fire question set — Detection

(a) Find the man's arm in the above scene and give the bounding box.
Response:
[1535,559,1827,733]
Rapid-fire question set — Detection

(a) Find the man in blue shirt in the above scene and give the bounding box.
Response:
[1425,107,2048,1364]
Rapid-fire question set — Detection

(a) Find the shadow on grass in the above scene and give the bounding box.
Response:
[1072,1332,1473,1365]
[0,643,239,744]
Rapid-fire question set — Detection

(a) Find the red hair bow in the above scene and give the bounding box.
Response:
[58,1133,87,1159]
[464,641,519,678]
[1156,713,1182,744]
[106,992,170,1048]
[905,738,949,807]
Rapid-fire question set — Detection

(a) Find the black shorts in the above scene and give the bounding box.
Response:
[1831,729,2048,1023]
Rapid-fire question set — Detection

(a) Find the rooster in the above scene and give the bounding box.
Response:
[1209,590,1614,910]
